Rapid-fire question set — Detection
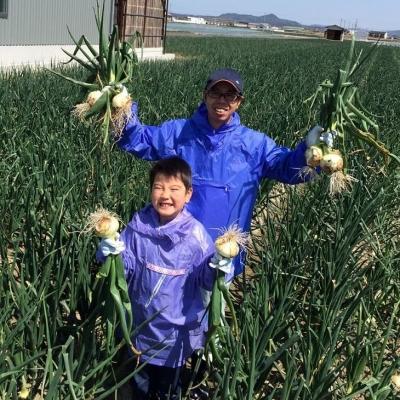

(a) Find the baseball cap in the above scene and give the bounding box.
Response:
[205,68,244,95]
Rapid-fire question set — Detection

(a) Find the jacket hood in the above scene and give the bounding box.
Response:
[130,205,193,245]
[191,102,241,135]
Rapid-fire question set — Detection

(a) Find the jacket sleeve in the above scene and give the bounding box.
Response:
[119,223,137,281]
[261,136,309,184]
[116,102,182,161]
[196,254,216,291]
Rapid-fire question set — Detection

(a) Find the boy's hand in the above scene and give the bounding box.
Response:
[209,253,233,274]
[98,233,125,256]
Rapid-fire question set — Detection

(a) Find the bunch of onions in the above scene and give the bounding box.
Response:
[303,35,400,194]
[86,208,141,357]
[72,85,132,137]
[48,2,140,145]
[305,143,356,195]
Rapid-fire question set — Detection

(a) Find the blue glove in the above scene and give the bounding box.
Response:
[209,253,234,275]
[306,125,336,148]
[98,233,125,257]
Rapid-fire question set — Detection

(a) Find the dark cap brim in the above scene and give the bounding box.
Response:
[206,79,242,95]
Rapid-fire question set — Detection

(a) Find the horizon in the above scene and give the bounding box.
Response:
[168,0,400,32]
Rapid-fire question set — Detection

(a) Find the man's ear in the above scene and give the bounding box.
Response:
[234,97,244,111]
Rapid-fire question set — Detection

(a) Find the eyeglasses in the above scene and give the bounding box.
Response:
[206,90,241,103]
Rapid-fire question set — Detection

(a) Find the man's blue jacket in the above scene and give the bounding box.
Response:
[118,102,308,275]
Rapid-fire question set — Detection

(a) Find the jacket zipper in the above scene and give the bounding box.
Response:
[192,177,230,192]
[145,274,167,308]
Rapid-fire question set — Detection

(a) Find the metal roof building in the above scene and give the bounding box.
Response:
[0,0,173,68]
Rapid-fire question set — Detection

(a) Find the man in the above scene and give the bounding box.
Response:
[117,68,328,277]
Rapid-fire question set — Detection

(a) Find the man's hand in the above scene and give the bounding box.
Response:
[98,233,125,257]
[305,125,323,147]
[306,125,336,148]
[320,130,336,148]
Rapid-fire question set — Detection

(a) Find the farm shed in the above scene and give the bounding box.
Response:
[324,25,345,41]
[115,0,170,48]
[0,0,173,69]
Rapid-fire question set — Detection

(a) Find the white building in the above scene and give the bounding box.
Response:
[171,16,206,24]
[368,31,388,39]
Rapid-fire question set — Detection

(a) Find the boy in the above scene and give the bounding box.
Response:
[98,157,218,399]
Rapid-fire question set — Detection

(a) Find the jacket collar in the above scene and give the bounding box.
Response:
[191,102,241,135]
[132,205,191,245]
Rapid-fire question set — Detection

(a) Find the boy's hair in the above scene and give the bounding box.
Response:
[149,157,192,190]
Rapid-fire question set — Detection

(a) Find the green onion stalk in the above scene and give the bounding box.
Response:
[47,1,141,145]
[86,208,141,357]
[303,34,400,194]
[206,225,249,367]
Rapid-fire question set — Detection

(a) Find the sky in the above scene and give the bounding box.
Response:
[168,0,400,31]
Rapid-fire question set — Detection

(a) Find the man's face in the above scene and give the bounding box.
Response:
[151,173,192,225]
[204,82,242,129]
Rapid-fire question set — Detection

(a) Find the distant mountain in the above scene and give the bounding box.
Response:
[170,11,399,33]
[170,12,302,27]
[218,13,302,27]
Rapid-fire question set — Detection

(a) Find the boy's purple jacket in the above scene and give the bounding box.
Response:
[117,102,308,276]
[118,205,215,368]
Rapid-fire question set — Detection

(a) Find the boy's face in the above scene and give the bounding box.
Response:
[151,173,193,225]
[204,81,242,130]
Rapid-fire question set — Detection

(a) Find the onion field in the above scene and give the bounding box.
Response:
[1,36,400,399]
